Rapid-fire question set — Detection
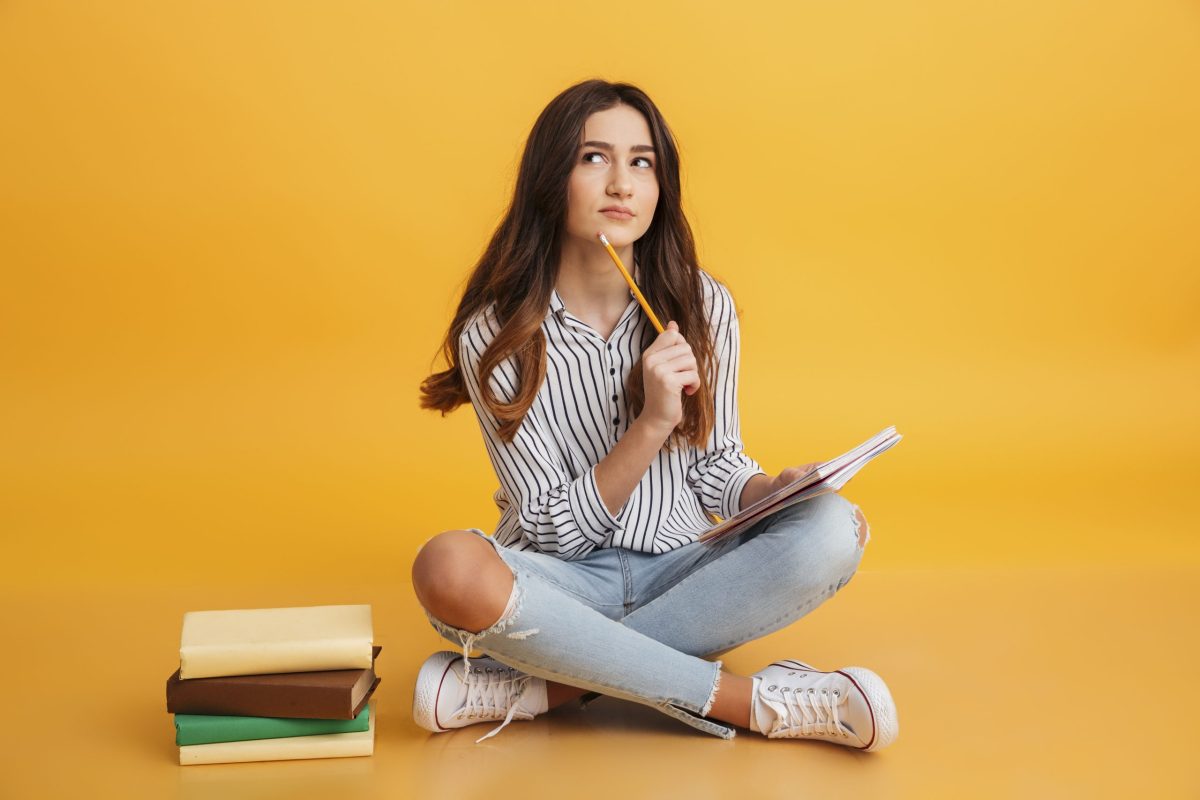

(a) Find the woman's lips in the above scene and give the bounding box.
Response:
[601,209,634,220]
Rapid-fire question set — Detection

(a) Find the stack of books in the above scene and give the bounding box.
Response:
[166,604,380,766]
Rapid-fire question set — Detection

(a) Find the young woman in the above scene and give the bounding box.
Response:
[412,79,898,750]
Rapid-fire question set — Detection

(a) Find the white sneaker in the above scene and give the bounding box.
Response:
[412,651,548,743]
[750,659,899,751]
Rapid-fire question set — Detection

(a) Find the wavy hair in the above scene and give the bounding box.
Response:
[419,79,718,450]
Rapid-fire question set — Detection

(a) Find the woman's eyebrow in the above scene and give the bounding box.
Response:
[581,140,656,154]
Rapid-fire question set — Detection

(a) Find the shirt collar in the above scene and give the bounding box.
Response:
[549,286,567,319]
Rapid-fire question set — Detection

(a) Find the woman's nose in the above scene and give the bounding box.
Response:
[608,162,633,195]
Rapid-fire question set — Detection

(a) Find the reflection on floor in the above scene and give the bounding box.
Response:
[1,566,1195,799]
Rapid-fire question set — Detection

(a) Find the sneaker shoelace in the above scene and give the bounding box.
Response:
[767,685,847,739]
[454,665,536,743]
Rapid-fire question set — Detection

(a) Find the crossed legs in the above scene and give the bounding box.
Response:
[411,497,870,731]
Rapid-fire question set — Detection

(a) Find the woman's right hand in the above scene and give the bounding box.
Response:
[638,320,700,434]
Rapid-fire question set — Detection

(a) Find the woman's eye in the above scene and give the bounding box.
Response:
[582,152,654,169]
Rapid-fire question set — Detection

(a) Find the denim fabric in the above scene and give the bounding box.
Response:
[422,492,868,739]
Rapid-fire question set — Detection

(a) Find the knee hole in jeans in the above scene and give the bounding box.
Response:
[412,529,516,632]
[852,506,870,549]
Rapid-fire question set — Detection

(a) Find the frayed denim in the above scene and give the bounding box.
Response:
[422,492,868,740]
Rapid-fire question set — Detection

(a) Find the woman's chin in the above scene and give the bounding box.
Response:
[595,230,641,248]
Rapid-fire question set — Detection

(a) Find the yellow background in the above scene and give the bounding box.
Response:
[3,1,1198,585]
[1,2,1198,797]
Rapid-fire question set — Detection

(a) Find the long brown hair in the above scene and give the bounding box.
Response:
[420,79,718,450]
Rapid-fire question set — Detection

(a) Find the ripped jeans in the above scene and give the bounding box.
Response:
[422,492,869,740]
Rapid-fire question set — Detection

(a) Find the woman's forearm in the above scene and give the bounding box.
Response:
[593,416,674,517]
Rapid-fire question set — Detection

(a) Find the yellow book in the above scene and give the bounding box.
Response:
[180,604,373,680]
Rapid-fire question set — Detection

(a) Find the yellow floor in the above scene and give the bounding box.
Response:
[1,566,1195,799]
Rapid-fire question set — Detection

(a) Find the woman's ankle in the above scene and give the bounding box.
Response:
[546,680,588,709]
[705,670,753,729]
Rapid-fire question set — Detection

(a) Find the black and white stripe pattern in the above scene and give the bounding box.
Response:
[458,269,764,561]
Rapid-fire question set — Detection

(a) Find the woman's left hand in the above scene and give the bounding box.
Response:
[768,462,822,493]
[741,462,824,509]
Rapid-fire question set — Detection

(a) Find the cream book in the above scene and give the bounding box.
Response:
[179,604,374,680]
[178,702,375,765]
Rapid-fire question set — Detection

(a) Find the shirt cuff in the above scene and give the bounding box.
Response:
[569,463,625,545]
[721,464,768,519]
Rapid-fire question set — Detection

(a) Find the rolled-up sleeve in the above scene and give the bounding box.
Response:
[459,321,623,560]
[686,280,766,520]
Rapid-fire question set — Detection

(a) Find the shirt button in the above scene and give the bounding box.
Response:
[611,394,618,401]
[609,368,616,375]
[606,344,612,351]
[613,417,620,425]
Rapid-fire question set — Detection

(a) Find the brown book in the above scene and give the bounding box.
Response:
[167,646,381,720]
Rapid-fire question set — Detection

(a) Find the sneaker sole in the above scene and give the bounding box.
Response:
[412,651,462,733]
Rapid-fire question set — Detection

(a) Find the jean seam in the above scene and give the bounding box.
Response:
[618,548,634,616]
[620,533,753,624]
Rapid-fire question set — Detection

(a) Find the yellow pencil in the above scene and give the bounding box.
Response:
[596,232,665,334]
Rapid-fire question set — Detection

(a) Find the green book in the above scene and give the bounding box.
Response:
[174,703,370,746]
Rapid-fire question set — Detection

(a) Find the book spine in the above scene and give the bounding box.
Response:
[174,706,369,746]
[179,638,372,680]
[168,681,349,720]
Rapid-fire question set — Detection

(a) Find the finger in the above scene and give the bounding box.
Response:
[661,341,695,359]
[780,467,801,481]
[785,464,819,481]
[649,363,692,387]
[656,322,686,341]
[646,335,680,357]
[669,370,700,392]
[652,322,678,346]
[662,353,698,373]
[652,329,685,349]
[659,345,696,365]
[645,343,693,369]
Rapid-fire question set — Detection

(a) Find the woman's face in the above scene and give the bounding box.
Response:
[565,104,660,251]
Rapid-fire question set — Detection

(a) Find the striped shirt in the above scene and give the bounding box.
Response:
[458,268,765,561]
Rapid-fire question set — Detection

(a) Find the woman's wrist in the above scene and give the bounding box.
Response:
[632,414,677,443]
[739,472,776,510]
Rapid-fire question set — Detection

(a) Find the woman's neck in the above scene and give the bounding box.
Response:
[555,237,638,318]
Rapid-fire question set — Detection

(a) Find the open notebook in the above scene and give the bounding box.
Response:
[698,426,903,545]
